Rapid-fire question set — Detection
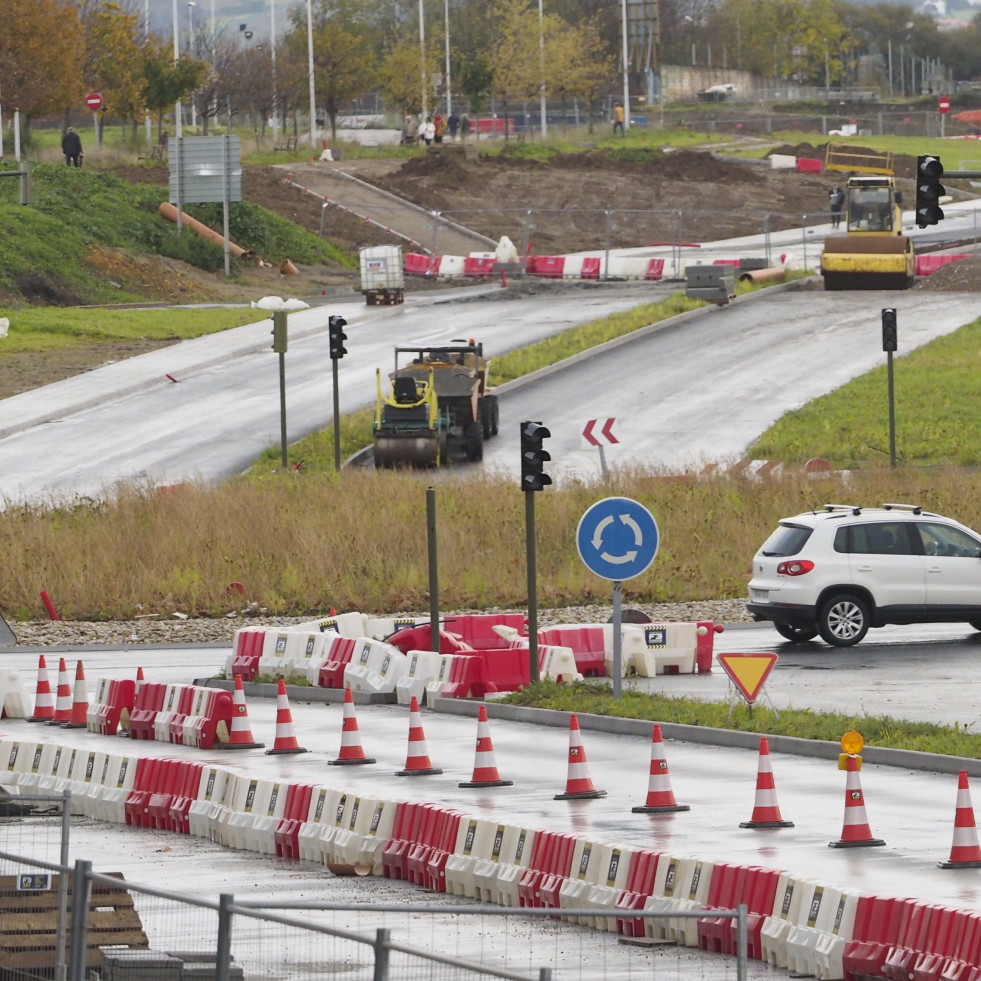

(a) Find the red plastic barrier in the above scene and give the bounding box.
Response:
[713,258,740,267]
[463,256,496,277]
[728,866,781,958]
[425,811,467,892]
[440,655,498,699]
[842,897,904,980]
[614,850,662,936]
[386,624,475,656]
[430,256,443,278]
[94,678,136,735]
[441,614,527,650]
[403,253,433,277]
[124,757,163,826]
[796,157,823,173]
[167,686,197,744]
[884,903,943,981]
[382,802,421,880]
[168,764,208,835]
[645,258,665,281]
[474,117,515,135]
[468,648,529,692]
[538,626,605,677]
[518,832,576,908]
[696,621,724,673]
[915,254,970,277]
[581,257,601,280]
[274,784,316,859]
[145,759,183,829]
[231,627,265,682]
[197,688,234,749]
[128,683,167,740]
[318,637,360,688]
[527,256,566,278]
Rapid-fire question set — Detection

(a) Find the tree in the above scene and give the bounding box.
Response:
[376,38,431,116]
[487,0,542,138]
[0,0,85,131]
[142,41,208,142]
[547,15,614,131]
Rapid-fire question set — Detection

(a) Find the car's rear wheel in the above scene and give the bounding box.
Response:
[817,594,870,647]
[774,622,818,643]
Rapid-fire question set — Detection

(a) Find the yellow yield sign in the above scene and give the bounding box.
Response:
[716,653,778,704]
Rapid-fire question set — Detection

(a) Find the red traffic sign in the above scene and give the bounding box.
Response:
[717,652,778,704]
[583,418,618,447]
[85,92,103,111]
[938,96,951,115]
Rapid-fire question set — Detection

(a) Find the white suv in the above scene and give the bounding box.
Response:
[746,503,981,646]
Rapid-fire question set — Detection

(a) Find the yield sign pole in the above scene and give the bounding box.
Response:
[717,652,779,720]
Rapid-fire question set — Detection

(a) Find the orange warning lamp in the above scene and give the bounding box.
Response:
[838,730,864,770]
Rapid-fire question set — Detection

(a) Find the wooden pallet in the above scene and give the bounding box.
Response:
[0,872,148,975]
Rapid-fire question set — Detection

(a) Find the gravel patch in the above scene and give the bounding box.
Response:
[5,600,751,647]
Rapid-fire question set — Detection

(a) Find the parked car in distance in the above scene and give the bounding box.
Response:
[746,503,981,647]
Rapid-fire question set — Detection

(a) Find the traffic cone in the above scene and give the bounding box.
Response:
[740,736,793,828]
[632,723,689,813]
[829,755,885,848]
[27,655,55,722]
[218,675,264,749]
[396,696,442,776]
[554,713,606,800]
[328,688,376,766]
[46,658,72,725]
[265,679,308,755]
[459,705,513,788]
[939,770,981,868]
[61,660,90,729]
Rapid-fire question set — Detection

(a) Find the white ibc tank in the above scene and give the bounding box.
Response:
[360,246,404,291]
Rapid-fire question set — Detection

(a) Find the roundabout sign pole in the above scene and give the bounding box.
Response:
[576,497,659,698]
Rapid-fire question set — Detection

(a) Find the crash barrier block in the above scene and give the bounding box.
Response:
[463,255,496,277]
[88,678,136,735]
[649,858,716,946]
[435,254,465,279]
[493,827,538,908]
[796,157,823,174]
[256,631,327,679]
[228,626,266,681]
[438,654,499,699]
[614,850,663,938]
[404,253,433,277]
[713,258,741,268]
[0,872,148,976]
[617,622,698,676]
[442,614,528,651]
[295,787,341,862]
[518,831,578,909]
[153,684,189,742]
[562,255,587,278]
[445,818,505,898]
[762,876,822,967]
[366,615,430,641]
[273,783,316,859]
[396,650,442,706]
[426,811,470,893]
[914,253,970,277]
[538,625,606,676]
[0,670,28,719]
[581,256,602,280]
[527,255,566,278]
[645,258,665,281]
[571,845,636,931]
[128,683,168,740]
[316,636,360,688]
[696,621,723,672]
[424,655,456,705]
[387,624,475,656]
[343,638,408,694]
[697,864,780,957]
[769,153,797,169]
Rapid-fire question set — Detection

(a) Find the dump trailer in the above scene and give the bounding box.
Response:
[820,145,914,291]
[372,340,499,468]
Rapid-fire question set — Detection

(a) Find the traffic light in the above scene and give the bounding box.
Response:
[520,421,551,492]
[328,315,348,360]
[271,310,287,353]
[881,308,897,352]
[915,154,944,227]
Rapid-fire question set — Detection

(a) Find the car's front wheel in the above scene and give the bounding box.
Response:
[774,622,818,643]
[817,594,870,647]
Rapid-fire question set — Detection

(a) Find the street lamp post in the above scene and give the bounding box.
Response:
[188,2,196,128]
[538,0,547,139]
[307,0,317,149]
[621,0,630,133]
[172,0,183,233]
[419,0,427,120]
[444,0,451,117]
[271,0,278,146]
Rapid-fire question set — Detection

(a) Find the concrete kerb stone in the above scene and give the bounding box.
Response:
[197,677,392,706]
[430,697,981,779]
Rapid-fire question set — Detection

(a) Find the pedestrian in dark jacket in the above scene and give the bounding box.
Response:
[829,185,845,229]
[62,127,82,167]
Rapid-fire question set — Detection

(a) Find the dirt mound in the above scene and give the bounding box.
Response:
[914,255,981,291]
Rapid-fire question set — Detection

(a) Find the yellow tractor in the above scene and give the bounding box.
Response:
[820,145,915,291]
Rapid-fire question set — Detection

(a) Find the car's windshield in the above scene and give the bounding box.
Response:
[760,523,812,557]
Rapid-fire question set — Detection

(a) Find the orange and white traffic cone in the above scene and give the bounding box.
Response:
[328,687,376,766]
[27,655,55,723]
[61,660,90,729]
[829,755,885,848]
[632,723,689,813]
[554,713,606,800]
[46,657,72,725]
[459,705,513,788]
[218,675,264,750]
[265,679,308,755]
[939,770,981,868]
[740,736,793,828]
[396,695,442,776]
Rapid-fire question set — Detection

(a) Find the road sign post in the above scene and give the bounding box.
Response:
[939,96,950,138]
[85,93,103,147]
[576,497,659,698]
[582,418,618,477]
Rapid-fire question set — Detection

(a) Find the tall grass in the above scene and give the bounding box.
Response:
[4,465,980,621]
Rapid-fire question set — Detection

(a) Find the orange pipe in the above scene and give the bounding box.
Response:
[738,267,787,284]
[158,202,252,258]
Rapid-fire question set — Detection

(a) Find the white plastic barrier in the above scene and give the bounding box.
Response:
[424,655,455,705]
[445,817,502,898]
[643,855,699,940]
[614,622,698,676]
[37,745,82,795]
[257,632,328,678]
[10,743,61,789]
[605,254,651,280]
[761,876,819,968]
[396,650,442,706]
[353,800,399,875]
[248,781,289,854]
[93,754,137,824]
[581,846,638,932]
[297,787,343,862]
[769,153,797,169]
[491,827,537,907]
[366,615,430,640]
[0,739,37,785]
[665,858,715,945]
[0,668,28,719]
[508,643,582,684]
[153,684,184,742]
[318,790,358,866]
[785,885,845,976]
[344,639,408,694]
[292,612,369,638]
[67,749,110,818]
[558,841,620,925]
[304,632,344,685]
[435,254,466,279]
[328,794,385,868]
[812,891,863,980]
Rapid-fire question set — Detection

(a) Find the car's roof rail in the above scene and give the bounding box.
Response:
[822,503,862,514]
[882,502,923,514]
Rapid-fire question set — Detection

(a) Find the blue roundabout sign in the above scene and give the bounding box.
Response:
[576,497,659,581]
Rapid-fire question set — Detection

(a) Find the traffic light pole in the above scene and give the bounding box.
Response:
[887,350,896,468]
[332,358,341,472]
[278,350,288,471]
[525,490,540,683]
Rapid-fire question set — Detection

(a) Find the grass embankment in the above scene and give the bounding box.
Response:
[0,164,351,306]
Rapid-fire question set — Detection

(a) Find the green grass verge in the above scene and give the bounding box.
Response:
[503,680,981,757]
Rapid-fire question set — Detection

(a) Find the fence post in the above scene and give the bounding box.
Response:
[216,893,234,981]
[603,209,612,281]
[763,213,771,267]
[56,791,71,981]
[736,904,748,981]
[538,968,553,980]
[68,859,91,981]
[430,211,441,259]
[372,927,391,981]
[801,215,808,271]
